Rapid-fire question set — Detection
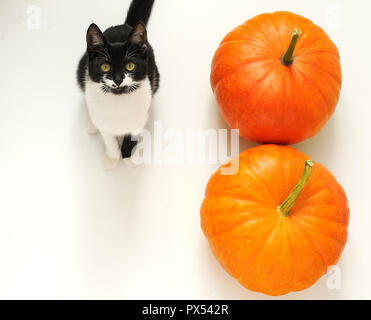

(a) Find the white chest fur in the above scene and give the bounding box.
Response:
[85,77,152,136]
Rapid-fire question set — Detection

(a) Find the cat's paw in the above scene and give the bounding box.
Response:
[86,118,98,135]
[103,154,120,170]
[123,157,142,168]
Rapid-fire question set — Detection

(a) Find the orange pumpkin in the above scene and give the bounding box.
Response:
[211,11,342,144]
[201,145,349,296]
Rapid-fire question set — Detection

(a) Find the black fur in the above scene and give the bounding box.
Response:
[121,135,138,158]
[77,0,159,95]
[77,54,88,90]
[125,0,155,26]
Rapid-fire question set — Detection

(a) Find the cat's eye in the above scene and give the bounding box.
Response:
[125,62,136,72]
[100,63,111,72]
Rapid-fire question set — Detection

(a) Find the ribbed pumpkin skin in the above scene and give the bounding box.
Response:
[211,11,342,144]
[201,145,349,296]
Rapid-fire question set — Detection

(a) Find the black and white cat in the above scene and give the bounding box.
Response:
[77,0,159,169]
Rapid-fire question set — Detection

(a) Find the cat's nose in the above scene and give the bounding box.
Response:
[113,79,123,87]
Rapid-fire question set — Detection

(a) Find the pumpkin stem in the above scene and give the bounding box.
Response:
[278,160,314,217]
[282,29,302,66]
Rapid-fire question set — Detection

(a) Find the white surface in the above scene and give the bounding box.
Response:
[0,0,370,299]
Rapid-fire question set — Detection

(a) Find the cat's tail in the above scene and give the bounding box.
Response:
[125,0,155,27]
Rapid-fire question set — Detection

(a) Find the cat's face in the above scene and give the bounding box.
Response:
[86,23,148,95]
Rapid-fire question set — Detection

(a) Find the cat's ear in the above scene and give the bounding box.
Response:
[86,23,105,50]
[129,23,148,50]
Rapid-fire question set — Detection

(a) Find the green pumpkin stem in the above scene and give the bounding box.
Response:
[282,29,302,66]
[278,160,314,217]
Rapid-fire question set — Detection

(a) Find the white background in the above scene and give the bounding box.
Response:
[0,0,370,299]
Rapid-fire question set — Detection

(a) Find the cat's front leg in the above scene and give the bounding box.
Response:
[101,132,121,170]
[86,114,98,135]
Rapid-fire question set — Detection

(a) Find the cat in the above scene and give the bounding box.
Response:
[77,0,159,170]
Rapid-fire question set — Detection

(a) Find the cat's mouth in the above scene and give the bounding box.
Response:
[101,84,140,95]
